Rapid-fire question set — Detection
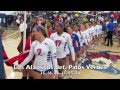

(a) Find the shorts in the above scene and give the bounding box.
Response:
[18,62,33,69]
[83,43,86,46]
[67,54,70,56]
[57,57,66,60]
[33,69,54,74]
[74,47,80,53]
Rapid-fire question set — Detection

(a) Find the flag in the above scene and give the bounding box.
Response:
[0,33,5,79]
[17,37,23,53]
[2,45,9,60]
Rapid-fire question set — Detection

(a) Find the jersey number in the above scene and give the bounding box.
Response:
[55,40,61,47]
[37,49,41,55]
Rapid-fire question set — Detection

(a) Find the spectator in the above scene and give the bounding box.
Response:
[117,24,120,47]
[19,18,27,38]
[106,18,114,46]
[47,25,53,37]
[113,11,119,24]
[16,18,20,27]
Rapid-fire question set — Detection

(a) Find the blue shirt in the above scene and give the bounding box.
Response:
[107,22,114,32]
[71,33,80,49]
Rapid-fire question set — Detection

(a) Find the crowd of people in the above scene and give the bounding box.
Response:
[0,11,120,79]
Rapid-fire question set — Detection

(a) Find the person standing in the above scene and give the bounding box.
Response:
[101,20,107,44]
[116,24,120,47]
[16,18,20,27]
[19,18,27,38]
[106,18,114,46]
[113,11,119,24]
[0,32,5,79]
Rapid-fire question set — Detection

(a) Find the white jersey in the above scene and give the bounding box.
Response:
[94,25,99,36]
[95,25,102,35]
[66,44,70,55]
[80,31,85,46]
[81,30,88,45]
[91,26,95,36]
[19,38,58,74]
[16,19,20,24]
[19,22,27,32]
[88,27,94,42]
[98,25,102,34]
[92,26,97,36]
[86,28,91,42]
[90,26,95,40]
[50,32,75,61]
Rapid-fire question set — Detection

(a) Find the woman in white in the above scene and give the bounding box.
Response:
[50,22,75,79]
[89,22,96,49]
[19,18,27,38]
[80,24,88,61]
[73,23,83,64]
[84,23,91,50]
[18,25,58,79]
[97,21,102,44]
[92,21,98,48]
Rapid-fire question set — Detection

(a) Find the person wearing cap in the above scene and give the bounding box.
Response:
[17,25,58,79]
[50,22,75,79]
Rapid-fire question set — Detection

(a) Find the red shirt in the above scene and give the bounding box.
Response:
[114,12,119,20]
[54,16,59,21]
[48,29,53,37]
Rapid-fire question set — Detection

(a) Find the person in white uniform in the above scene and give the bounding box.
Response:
[17,25,59,79]
[97,21,102,44]
[72,23,83,64]
[50,22,75,79]
[85,23,91,49]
